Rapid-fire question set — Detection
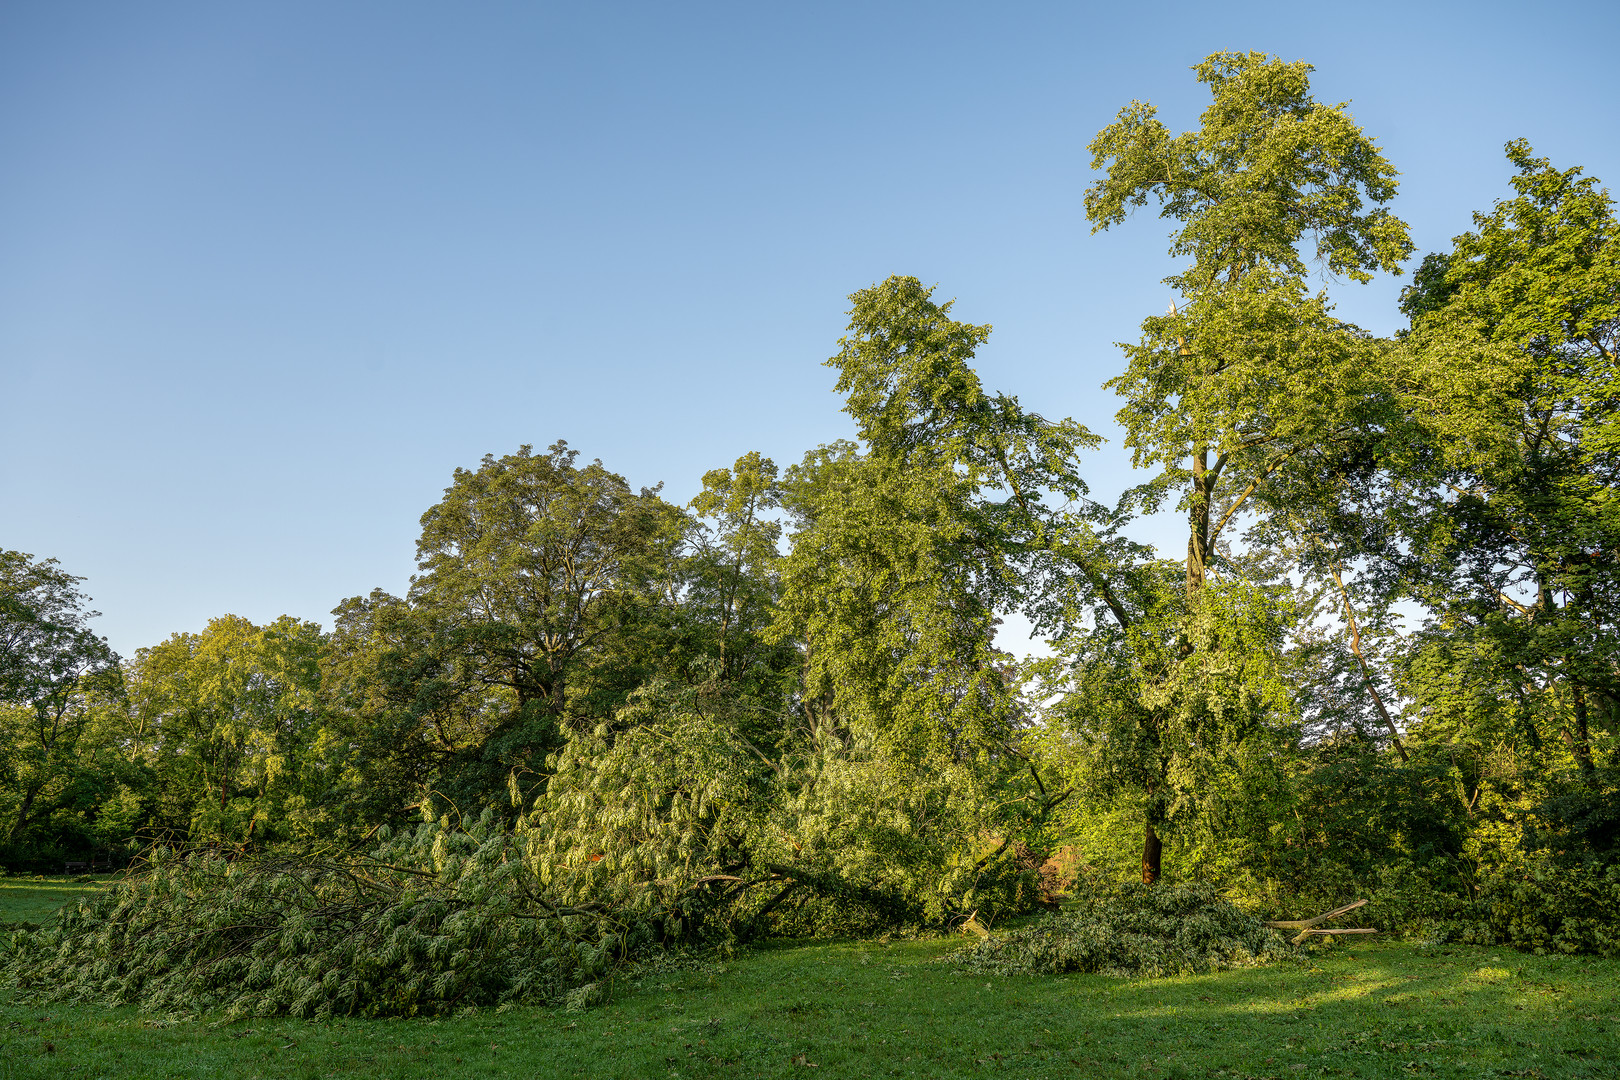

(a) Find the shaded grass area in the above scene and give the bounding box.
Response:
[0,879,107,928]
[3,925,1618,1078]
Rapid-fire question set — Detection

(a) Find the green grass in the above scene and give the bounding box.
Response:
[3,893,1618,1079]
[0,878,107,928]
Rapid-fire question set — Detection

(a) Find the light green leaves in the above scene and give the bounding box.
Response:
[1087,52,1410,285]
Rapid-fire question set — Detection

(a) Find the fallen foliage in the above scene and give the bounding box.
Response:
[1,814,633,1019]
[952,881,1297,977]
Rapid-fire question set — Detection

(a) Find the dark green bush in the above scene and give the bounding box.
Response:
[952,881,1296,978]
[1384,849,1620,957]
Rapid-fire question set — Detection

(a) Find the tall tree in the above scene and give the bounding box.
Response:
[407,442,688,799]
[124,614,325,843]
[1076,51,1414,879]
[318,589,473,832]
[772,278,1096,899]
[1391,142,1620,783]
[1086,50,1412,597]
[0,552,120,847]
[686,451,786,684]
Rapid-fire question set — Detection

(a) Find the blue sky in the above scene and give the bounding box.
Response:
[3,1,1618,656]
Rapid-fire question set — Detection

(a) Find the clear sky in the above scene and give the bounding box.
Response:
[3,0,1618,657]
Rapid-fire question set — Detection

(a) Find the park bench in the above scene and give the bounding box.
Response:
[62,860,89,874]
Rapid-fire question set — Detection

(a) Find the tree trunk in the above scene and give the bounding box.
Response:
[1141,820,1163,884]
[1569,681,1596,778]
[1187,447,1211,598]
[1331,565,1408,762]
[7,784,41,842]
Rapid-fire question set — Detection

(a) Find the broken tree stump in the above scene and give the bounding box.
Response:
[1263,899,1376,946]
[960,909,990,939]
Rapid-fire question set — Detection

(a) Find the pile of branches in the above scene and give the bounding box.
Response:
[1,815,636,1018]
[954,881,1297,978]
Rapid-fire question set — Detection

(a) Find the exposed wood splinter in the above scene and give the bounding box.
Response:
[1262,899,1376,945]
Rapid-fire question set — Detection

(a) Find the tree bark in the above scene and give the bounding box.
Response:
[1187,447,1211,599]
[7,784,41,842]
[1568,681,1596,778]
[1141,820,1163,885]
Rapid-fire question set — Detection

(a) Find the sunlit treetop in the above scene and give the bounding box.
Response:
[1085,50,1412,285]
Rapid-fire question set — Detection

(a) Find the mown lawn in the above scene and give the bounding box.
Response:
[0,878,107,928]
[3,897,1618,1080]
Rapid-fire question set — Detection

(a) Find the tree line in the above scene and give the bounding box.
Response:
[3,52,1616,953]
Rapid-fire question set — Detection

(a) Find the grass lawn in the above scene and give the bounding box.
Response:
[3,892,1618,1079]
[0,878,108,928]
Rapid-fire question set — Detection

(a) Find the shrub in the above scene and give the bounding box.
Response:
[1389,850,1620,956]
[952,881,1297,978]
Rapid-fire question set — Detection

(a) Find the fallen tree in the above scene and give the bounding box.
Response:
[2,816,635,1018]
[3,688,1052,1017]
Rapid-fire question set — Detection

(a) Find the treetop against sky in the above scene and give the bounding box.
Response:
[2,0,1617,656]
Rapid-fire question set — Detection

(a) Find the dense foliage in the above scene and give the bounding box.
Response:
[955,882,1296,978]
[3,50,1618,1016]
[4,815,629,1017]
